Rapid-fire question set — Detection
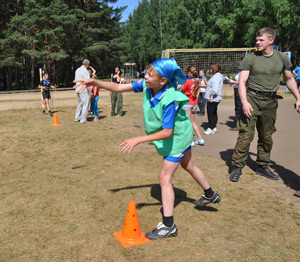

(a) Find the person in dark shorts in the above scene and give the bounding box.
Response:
[38,73,57,116]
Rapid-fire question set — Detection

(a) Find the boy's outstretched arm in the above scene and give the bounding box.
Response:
[120,129,173,154]
[73,79,133,93]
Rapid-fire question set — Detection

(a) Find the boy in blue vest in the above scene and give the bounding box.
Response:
[74,59,221,240]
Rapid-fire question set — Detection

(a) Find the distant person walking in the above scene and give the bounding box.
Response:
[197,69,207,116]
[181,66,205,146]
[228,57,243,131]
[88,66,97,115]
[203,63,224,135]
[38,72,57,116]
[230,27,300,182]
[109,66,123,117]
[292,65,300,91]
[91,75,100,121]
[74,59,93,124]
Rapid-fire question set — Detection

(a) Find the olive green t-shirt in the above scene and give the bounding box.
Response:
[239,50,292,92]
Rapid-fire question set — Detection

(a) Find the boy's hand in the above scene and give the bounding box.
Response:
[120,137,142,154]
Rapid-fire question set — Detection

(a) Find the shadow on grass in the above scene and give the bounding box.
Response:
[51,110,64,114]
[219,149,257,174]
[110,184,218,212]
[71,165,87,169]
[91,110,128,121]
[200,115,237,130]
[270,162,300,191]
[219,149,300,191]
[225,115,237,128]
[200,122,209,131]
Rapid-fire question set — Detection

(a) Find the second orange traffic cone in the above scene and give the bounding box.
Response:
[113,201,151,248]
[51,113,61,126]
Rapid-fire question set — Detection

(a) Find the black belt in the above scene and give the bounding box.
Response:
[247,88,283,99]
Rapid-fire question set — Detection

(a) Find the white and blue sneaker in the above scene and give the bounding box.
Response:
[194,137,205,145]
[145,222,178,240]
[194,192,222,207]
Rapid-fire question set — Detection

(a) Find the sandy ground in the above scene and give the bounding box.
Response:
[1,85,300,207]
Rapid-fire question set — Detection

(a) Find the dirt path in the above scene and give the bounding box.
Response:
[1,85,299,208]
[192,93,300,209]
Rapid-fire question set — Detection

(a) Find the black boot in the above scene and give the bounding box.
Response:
[256,165,279,180]
[230,167,242,182]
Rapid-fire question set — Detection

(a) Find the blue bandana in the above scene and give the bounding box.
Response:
[152,58,187,89]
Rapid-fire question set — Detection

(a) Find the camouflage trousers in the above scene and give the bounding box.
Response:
[231,93,278,168]
[111,92,123,116]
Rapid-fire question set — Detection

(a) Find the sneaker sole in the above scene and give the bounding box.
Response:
[255,171,279,180]
[204,132,215,135]
[194,197,222,207]
[145,229,178,240]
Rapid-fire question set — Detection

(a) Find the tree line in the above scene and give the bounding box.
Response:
[1,0,299,91]
[0,0,124,90]
[123,0,300,71]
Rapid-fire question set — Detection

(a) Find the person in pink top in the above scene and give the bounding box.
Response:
[91,75,100,121]
[181,66,205,146]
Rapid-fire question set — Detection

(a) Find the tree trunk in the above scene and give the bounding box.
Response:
[31,57,35,89]
[23,56,28,89]
[15,70,19,90]
[6,67,12,90]
[31,34,36,89]
[0,67,4,90]
[52,63,56,84]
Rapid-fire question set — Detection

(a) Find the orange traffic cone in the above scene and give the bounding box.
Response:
[113,201,151,248]
[51,113,61,126]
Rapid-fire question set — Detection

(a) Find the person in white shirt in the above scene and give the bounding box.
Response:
[74,59,93,123]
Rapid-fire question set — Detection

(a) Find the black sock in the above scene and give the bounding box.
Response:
[204,187,214,198]
[163,215,174,227]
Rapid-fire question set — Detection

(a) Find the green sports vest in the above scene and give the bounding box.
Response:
[143,82,194,156]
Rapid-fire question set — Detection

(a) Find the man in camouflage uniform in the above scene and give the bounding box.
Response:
[230,27,300,182]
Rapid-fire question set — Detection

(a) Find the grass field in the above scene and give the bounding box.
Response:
[0,91,300,262]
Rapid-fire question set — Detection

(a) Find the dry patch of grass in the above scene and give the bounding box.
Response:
[0,92,299,262]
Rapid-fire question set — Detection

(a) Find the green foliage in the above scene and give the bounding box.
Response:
[0,0,123,90]
[122,0,300,69]
[0,0,299,90]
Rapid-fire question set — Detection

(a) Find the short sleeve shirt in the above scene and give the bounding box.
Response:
[132,79,178,129]
[293,67,300,80]
[75,65,90,93]
[239,51,292,92]
[233,72,240,89]
[40,78,51,93]
[181,78,198,105]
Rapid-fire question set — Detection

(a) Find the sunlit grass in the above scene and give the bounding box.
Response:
[0,92,299,262]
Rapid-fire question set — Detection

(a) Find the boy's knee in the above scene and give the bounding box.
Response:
[159,172,172,186]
